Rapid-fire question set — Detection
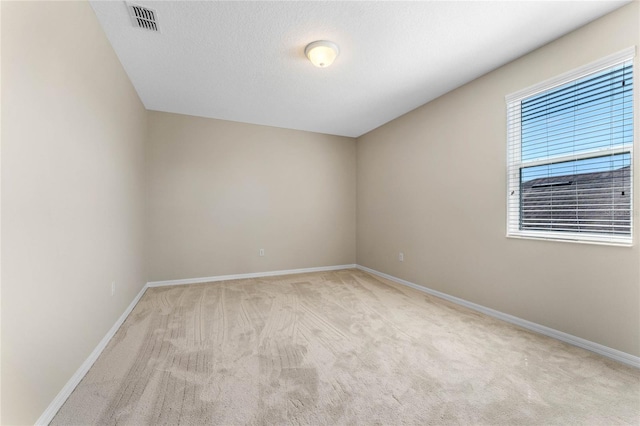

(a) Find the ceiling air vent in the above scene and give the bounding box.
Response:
[128,3,159,32]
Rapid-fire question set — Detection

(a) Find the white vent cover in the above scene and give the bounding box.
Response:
[127,3,158,31]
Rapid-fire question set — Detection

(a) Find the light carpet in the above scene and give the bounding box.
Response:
[52,269,639,425]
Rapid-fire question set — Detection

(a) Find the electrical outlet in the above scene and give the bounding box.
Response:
[399,252,404,262]
[259,249,265,257]
[111,281,116,296]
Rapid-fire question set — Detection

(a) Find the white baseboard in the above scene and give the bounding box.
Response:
[356,264,640,369]
[35,284,149,426]
[146,264,357,287]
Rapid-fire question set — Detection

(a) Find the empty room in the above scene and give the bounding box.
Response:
[2,0,639,424]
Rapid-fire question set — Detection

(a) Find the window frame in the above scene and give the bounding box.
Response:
[506,47,636,246]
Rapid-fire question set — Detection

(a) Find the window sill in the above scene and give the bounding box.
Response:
[506,231,633,247]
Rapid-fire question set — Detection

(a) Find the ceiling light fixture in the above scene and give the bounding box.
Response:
[305,40,339,68]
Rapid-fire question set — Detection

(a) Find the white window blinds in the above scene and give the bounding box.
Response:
[506,48,635,245]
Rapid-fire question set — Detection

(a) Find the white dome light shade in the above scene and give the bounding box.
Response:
[305,40,339,68]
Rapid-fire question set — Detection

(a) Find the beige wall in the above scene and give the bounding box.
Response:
[357,2,640,357]
[146,111,356,281]
[1,2,148,424]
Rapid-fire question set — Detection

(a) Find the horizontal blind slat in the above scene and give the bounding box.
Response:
[521,64,632,118]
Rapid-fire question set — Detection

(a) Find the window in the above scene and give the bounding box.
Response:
[506,48,635,245]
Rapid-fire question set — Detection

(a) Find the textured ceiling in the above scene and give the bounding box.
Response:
[90,1,629,137]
